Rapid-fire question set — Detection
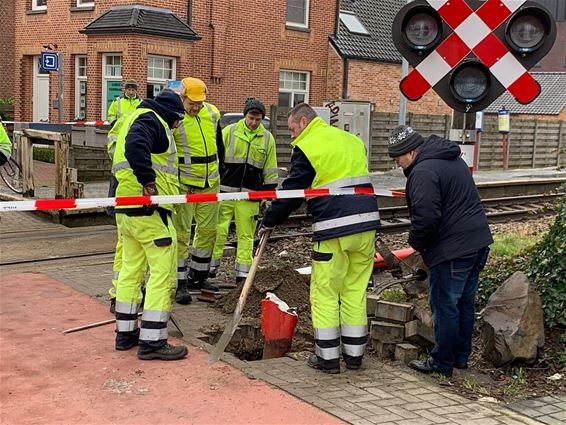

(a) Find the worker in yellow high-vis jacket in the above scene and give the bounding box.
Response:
[172,77,225,304]
[112,90,187,361]
[210,98,278,284]
[262,103,380,374]
[0,121,12,166]
[107,79,141,123]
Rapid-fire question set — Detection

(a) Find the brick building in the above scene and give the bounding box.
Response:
[533,0,566,71]
[10,0,338,122]
[0,1,16,103]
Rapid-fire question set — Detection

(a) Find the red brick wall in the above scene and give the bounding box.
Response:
[536,21,566,71]
[325,44,344,101]
[0,1,16,101]
[345,60,452,115]
[13,0,336,121]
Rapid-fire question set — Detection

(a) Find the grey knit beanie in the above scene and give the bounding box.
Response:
[243,97,266,118]
[388,125,424,158]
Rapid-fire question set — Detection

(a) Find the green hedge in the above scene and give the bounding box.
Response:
[33,147,55,163]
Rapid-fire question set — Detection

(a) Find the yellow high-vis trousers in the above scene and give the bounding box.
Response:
[109,233,122,298]
[310,230,376,367]
[211,200,260,278]
[173,183,219,281]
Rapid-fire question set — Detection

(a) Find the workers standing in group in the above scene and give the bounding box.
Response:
[209,98,278,285]
[387,126,492,378]
[0,121,12,166]
[112,90,188,360]
[261,103,380,374]
[173,77,225,304]
[107,79,142,123]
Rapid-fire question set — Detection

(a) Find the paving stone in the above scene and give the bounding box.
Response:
[310,397,335,409]
[549,411,566,421]
[383,405,420,419]
[519,399,547,408]
[536,404,562,415]
[354,409,379,419]
[365,387,396,399]
[539,416,566,425]
[496,416,535,425]
[320,389,352,399]
[396,419,438,425]
[451,418,501,425]
[395,343,420,363]
[433,405,472,415]
[349,394,383,403]
[373,397,411,407]
[537,396,562,404]
[407,387,435,396]
[355,403,391,415]
[325,406,361,421]
[402,401,437,411]
[414,409,452,424]
[375,300,414,323]
[428,397,461,407]
[395,392,426,403]
[364,413,404,423]
[509,405,544,417]
[330,398,357,411]
[350,419,376,425]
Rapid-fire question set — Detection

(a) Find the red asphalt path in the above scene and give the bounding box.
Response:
[0,273,343,425]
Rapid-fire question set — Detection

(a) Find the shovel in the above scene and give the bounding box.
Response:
[208,229,271,364]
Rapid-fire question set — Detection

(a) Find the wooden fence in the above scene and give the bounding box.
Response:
[270,106,566,172]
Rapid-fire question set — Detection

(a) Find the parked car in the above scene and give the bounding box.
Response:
[219,113,271,130]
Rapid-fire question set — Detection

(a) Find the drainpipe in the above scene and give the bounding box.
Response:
[334,0,341,34]
[342,58,349,99]
[187,0,192,26]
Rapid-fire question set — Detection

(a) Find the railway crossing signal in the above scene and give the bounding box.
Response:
[392,0,557,113]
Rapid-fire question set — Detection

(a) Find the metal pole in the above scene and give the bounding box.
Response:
[58,52,64,123]
[398,0,413,126]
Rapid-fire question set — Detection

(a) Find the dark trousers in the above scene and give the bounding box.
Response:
[428,247,489,374]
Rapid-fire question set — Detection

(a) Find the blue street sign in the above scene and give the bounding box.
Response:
[40,52,59,72]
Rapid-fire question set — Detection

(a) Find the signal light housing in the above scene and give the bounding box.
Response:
[392,0,557,113]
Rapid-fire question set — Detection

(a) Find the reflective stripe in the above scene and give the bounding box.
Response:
[228,124,237,160]
[314,327,340,340]
[263,178,278,185]
[190,248,212,258]
[210,258,221,268]
[139,327,168,341]
[224,157,264,169]
[115,301,140,314]
[112,161,130,173]
[189,261,210,271]
[235,262,251,273]
[316,176,371,189]
[205,103,218,129]
[178,123,192,166]
[112,160,176,176]
[113,271,120,280]
[177,271,187,280]
[341,324,368,338]
[342,343,366,357]
[312,212,380,232]
[315,345,341,360]
[220,185,248,193]
[181,170,219,181]
[177,259,187,268]
[235,270,248,278]
[116,319,138,332]
[142,309,170,323]
[263,168,279,175]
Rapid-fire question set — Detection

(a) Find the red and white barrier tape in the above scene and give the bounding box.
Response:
[0,187,405,212]
[64,120,109,126]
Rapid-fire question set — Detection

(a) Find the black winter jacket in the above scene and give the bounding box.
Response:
[405,135,492,267]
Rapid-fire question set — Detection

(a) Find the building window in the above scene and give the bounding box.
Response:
[76,0,94,7]
[286,0,309,28]
[102,54,122,119]
[147,56,176,99]
[339,12,369,35]
[32,0,47,11]
[278,70,309,107]
[75,56,87,120]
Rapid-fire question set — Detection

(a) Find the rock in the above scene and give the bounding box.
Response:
[481,271,545,367]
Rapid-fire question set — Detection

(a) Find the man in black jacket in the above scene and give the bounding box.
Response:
[388,125,492,378]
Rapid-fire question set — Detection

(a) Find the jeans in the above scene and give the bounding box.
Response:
[428,247,489,374]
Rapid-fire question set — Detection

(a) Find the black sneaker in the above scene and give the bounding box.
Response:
[109,298,116,314]
[138,344,188,361]
[175,281,192,305]
[306,354,340,374]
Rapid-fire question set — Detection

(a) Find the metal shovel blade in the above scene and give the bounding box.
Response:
[208,230,270,364]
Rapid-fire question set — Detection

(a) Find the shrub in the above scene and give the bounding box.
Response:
[33,147,55,163]
[527,196,566,327]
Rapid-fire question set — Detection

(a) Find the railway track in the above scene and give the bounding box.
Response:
[1,192,562,267]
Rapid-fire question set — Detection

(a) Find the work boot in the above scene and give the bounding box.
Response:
[188,278,219,292]
[208,270,217,279]
[235,276,246,285]
[115,329,139,351]
[306,354,340,374]
[175,280,192,305]
[138,344,188,361]
[109,297,116,314]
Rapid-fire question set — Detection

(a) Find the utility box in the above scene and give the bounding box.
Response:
[322,101,372,160]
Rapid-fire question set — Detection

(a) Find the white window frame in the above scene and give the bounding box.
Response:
[32,0,47,11]
[74,56,87,120]
[101,54,122,120]
[286,0,309,29]
[278,70,310,107]
[147,55,176,98]
[76,0,95,7]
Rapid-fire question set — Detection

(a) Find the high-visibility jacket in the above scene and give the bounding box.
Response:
[113,108,179,211]
[107,96,141,122]
[292,117,380,240]
[106,115,129,160]
[0,123,12,161]
[173,102,220,188]
[220,119,278,192]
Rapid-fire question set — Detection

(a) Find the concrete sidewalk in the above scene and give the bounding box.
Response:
[0,272,344,425]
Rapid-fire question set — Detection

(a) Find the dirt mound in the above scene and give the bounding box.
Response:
[215,262,312,334]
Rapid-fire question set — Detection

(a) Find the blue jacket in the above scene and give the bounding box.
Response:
[405,135,493,267]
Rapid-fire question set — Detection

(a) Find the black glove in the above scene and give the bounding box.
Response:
[143,182,159,212]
